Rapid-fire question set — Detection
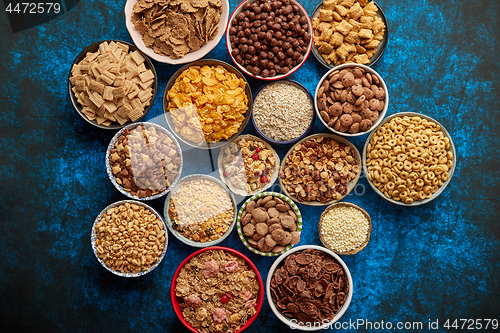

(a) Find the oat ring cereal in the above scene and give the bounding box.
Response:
[175,249,261,333]
[366,114,454,204]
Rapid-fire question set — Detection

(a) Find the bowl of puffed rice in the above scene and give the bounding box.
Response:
[171,246,264,333]
[164,174,237,247]
[362,112,456,206]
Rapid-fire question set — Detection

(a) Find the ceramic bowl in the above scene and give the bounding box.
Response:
[105,122,183,200]
[218,134,280,196]
[68,40,157,130]
[91,200,168,277]
[124,0,229,64]
[251,80,316,145]
[315,63,388,137]
[171,246,264,333]
[162,59,253,149]
[226,0,313,81]
[362,112,457,206]
[266,245,353,330]
[236,192,302,256]
[164,174,237,247]
[279,133,362,206]
[310,0,388,68]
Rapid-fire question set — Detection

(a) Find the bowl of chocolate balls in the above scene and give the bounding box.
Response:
[226,0,313,80]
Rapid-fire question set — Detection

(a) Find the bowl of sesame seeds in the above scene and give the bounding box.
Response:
[318,202,371,255]
[251,80,315,145]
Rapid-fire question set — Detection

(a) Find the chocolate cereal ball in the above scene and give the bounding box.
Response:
[229,0,309,78]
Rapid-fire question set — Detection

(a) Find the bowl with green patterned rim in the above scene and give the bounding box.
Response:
[236,192,302,257]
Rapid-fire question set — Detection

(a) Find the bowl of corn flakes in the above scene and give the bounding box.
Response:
[218,134,280,197]
[171,246,264,333]
[311,0,388,68]
[164,174,237,247]
[125,0,230,64]
[162,59,253,149]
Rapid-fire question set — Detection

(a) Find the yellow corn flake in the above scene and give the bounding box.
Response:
[166,65,248,145]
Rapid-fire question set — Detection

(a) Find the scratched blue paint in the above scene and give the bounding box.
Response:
[0,0,499,332]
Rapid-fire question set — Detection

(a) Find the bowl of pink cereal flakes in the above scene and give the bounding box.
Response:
[171,247,264,333]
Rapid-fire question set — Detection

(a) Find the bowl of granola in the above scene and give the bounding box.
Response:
[218,135,280,196]
[279,133,361,206]
[164,174,237,247]
[236,192,302,256]
[171,247,264,333]
[266,245,353,330]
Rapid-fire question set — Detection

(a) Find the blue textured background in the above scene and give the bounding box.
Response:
[1,0,499,332]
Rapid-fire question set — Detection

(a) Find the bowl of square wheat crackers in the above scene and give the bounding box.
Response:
[125,0,229,64]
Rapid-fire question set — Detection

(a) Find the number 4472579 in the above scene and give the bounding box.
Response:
[444,319,498,330]
[5,2,61,14]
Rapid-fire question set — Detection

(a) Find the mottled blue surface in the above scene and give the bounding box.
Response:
[0,0,499,332]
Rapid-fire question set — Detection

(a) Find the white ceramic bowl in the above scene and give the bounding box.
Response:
[105,122,183,201]
[362,112,457,206]
[163,174,237,247]
[315,63,389,137]
[124,0,229,64]
[266,245,353,330]
[226,0,313,80]
[91,200,168,277]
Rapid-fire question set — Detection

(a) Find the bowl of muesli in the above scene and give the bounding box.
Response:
[218,134,280,196]
[171,247,264,333]
[164,174,237,247]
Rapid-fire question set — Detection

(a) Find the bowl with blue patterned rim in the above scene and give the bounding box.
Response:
[91,200,168,277]
[237,192,302,257]
[105,121,183,201]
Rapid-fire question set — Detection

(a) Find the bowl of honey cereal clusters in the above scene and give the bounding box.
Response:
[266,245,353,330]
[125,0,229,64]
[163,60,252,149]
[106,122,183,200]
[218,135,280,196]
[311,0,388,68]
[91,200,168,277]
[279,133,361,206]
[68,40,157,129]
[363,112,456,205]
[172,247,264,333]
[164,175,237,247]
[237,192,302,256]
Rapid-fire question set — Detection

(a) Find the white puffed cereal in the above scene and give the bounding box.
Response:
[320,206,369,253]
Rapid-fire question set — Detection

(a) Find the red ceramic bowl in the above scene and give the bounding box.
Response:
[226,0,313,81]
[171,246,264,333]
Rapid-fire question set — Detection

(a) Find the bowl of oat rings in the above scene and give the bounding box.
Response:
[362,112,456,206]
[236,192,302,256]
[91,200,168,277]
[164,174,237,247]
[105,122,183,200]
[279,133,362,206]
[171,246,264,333]
[266,245,353,330]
